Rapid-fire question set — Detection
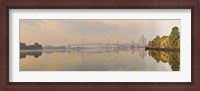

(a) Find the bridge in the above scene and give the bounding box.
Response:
[66,42,146,48]
[65,42,136,49]
[68,43,116,46]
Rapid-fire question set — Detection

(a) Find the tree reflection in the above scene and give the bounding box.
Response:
[148,50,180,71]
[20,51,42,59]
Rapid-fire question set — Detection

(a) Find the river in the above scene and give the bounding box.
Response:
[20,48,180,71]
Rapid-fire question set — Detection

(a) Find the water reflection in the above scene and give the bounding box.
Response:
[20,48,142,59]
[148,50,180,71]
[20,51,42,59]
[20,48,180,71]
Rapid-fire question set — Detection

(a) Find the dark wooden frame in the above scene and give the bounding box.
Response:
[0,0,199,91]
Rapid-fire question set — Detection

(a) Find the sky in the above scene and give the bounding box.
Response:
[20,19,181,46]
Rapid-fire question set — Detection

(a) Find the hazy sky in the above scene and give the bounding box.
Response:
[20,19,180,46]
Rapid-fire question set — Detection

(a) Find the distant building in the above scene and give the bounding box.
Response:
[139,35,147,47]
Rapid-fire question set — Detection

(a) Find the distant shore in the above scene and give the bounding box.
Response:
[20,48,101,53]
[145,47,180,52]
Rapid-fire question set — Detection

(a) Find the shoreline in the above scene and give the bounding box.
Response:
[145,47,180,52]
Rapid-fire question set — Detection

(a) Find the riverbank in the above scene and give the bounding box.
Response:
[145,47,180,52]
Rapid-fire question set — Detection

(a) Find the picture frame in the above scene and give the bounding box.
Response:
[0,0,199,91]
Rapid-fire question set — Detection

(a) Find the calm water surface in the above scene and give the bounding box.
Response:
[20,48,180,71]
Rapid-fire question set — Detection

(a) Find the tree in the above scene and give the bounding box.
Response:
[169,26,180,48]
[20,42,27,49]
[20,42,42,50]
[147,26,180,49]
[148,41,152,48]
[34,42,42,49]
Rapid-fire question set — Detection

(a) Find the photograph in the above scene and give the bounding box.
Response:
[20,19,180,71]
[1,0,199,89]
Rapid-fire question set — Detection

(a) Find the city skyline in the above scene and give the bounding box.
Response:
[20,19,181,46]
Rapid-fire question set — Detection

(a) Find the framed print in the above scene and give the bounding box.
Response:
[0,0,199,91]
